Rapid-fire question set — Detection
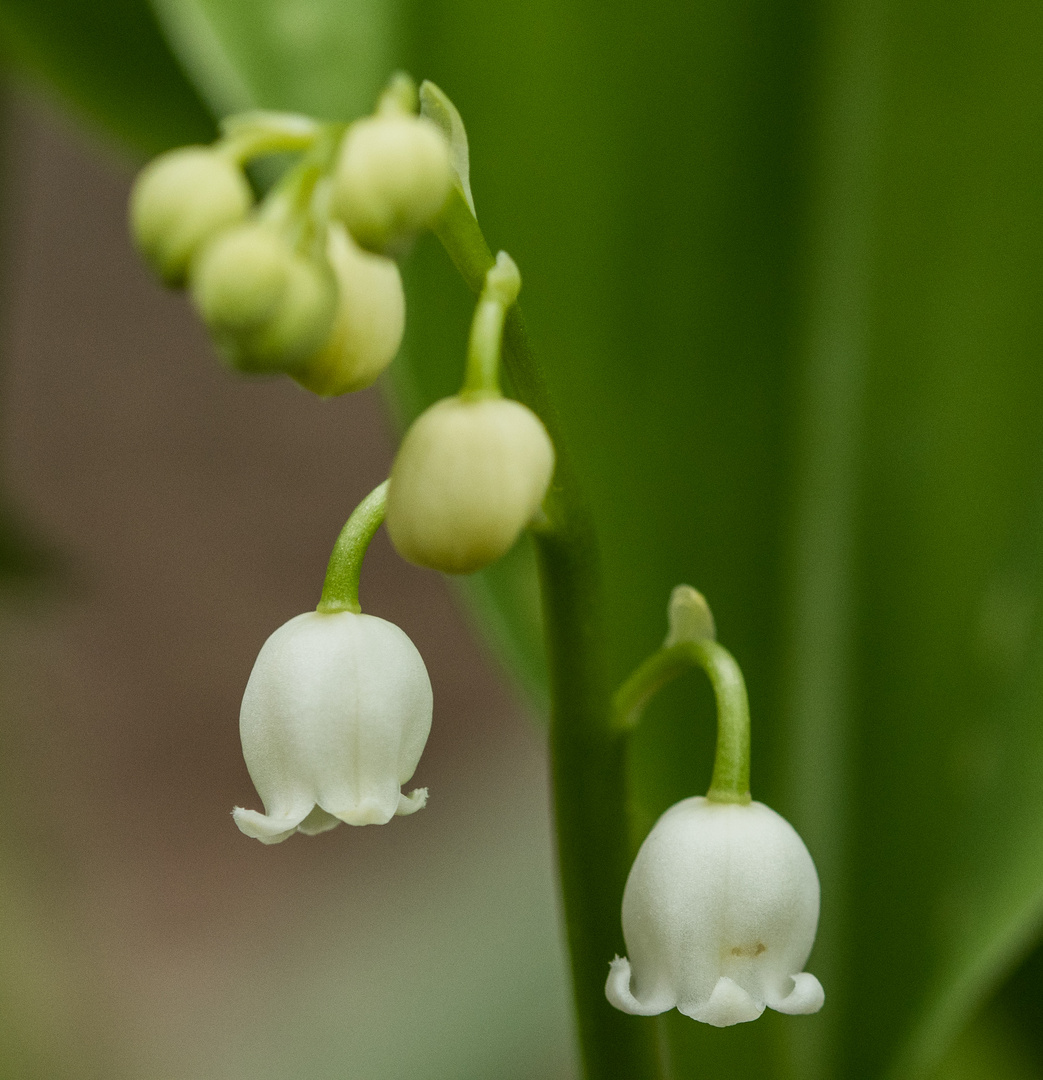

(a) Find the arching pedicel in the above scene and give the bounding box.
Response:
[605,586,824,1026]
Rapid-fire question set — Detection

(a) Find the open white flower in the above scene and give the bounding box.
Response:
[606,796,823,1026]
[233,610,432,843]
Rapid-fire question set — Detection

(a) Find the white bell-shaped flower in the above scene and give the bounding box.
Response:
[606,796,824,1026]
[233,609,432,843]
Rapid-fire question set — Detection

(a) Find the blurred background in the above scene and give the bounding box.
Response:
[0,86,574,1079]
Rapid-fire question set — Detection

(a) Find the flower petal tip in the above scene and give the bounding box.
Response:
[296,806,341,835]
[396,787,428,816]
[768,972,824,1015]
[232,806,306,844]
[682,976,765,1027]
[605,956,671,1016]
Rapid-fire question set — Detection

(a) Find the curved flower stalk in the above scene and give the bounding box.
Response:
[233,481,433,843]
[607,586,824,1026]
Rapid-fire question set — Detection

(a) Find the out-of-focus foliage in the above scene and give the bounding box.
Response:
[0,0,213,153]
[6,0,1043,1079]
[148,0,395,121]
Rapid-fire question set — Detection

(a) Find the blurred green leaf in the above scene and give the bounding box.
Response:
[401,3,1043,1076]
[19,0,1043,1077]
[149,0,397,119]
[0,0,214,155]
[925,1005,1041,1080]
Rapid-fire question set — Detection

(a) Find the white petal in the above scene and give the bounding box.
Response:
[682,976,764,1027]
[239,610,433,832]
[232,805,311,844]
[766,972,824,1015]
[396,788,428,816]
[330,798,397,826]
[605,956,673,1016]
[618,797,822,1024]
[322,784,429,827]
[296,806,341,835]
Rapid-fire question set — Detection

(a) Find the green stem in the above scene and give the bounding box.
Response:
[218,111,323,164]
[613,639,752,804]
[317,480,388,614]
[377,71,420,116]
[257,127,344,254]
[461,253,521,397]
[434,189,661,1080]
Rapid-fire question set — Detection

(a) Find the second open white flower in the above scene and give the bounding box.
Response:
[606,796,823,1025]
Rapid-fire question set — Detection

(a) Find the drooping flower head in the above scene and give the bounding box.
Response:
[606,586,824,1026]
[233,610,432,843]
[331,73,452,256]
[233,481,432,844]
[130,145,253,287]
[606,796,823,1026]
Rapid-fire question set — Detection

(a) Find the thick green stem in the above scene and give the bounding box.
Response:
[434,190,661,1080]
[613,639,752,804]
[317,480,388,614]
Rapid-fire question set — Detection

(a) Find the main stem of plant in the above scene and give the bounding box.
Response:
[435,190,661,1080]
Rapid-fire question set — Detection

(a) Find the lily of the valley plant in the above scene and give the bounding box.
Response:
[129,74,823,1078]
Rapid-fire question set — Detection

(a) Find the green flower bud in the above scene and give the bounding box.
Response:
[386,396,555,575]
[293,224,405,397]
[190,223,336,373]
[332,114,452,254]
[130,147,252,287]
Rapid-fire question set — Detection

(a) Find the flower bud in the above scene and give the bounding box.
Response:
[606,797,824,1026]
[130,146,252,287]
[331,114,452,254]
[190,222,336,373]
[233,610,433,843]
[386,396,555,574]
[293,224,405,396]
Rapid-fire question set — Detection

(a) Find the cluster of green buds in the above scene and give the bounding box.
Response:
[130,74,554,576]
[129,76,449,395]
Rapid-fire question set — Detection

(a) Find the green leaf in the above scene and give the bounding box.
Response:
[924,1005,1042,1080]
[0,0,214,155]
[149,0,398,119]
[405,2,1043,1074]
[399,4,1043,1076]
[420,79,475,214]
